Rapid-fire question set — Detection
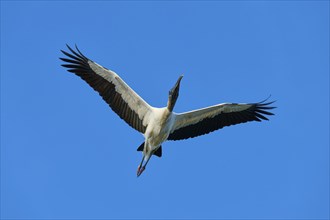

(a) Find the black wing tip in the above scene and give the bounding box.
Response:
[64,43,74,55]
[255,95,277,108]
[257,95,276,104]
[60,44,91,73]
[65,43,80,52]
[60,44,88,60]
[74,44,87,58]
[252,96,276,121]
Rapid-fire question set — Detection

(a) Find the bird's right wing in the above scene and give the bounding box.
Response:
[168,100,275,141]
[60,45,152,133]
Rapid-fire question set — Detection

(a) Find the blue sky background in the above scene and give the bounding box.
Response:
[1,1,329,219]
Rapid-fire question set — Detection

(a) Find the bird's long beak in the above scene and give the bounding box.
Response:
[168,75,184,112]
[169,75,183,96]
[173,75,183,91]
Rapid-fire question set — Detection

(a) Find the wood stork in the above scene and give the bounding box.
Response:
[60,45,275,177]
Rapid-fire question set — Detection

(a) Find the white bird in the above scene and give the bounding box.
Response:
[60,45,275,177]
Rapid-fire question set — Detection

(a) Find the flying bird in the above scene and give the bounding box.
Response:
[60,45,275,177]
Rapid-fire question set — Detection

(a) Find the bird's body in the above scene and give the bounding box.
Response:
[145,108,172,147]
[60,45,275,177]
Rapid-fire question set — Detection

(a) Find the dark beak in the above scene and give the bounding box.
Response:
[168,75,183,112]
[173,75,183,91]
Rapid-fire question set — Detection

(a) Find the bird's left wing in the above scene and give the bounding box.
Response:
[60,45,152,133]
[168,100,275,140]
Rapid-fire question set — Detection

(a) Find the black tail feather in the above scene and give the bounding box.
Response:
[136,142,162,157]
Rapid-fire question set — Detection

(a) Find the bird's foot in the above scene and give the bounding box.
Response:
[137,166,145,177]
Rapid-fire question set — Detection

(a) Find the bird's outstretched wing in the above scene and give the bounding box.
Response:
[60,45,152,133]
[168,100,275,140]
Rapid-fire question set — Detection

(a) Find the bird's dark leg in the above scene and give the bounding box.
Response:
[139,155,145,168]
[142,155,152,169]
[137,153,153,177]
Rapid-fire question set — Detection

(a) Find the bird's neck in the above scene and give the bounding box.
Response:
[160,107,172,126]
[167,98,176,112]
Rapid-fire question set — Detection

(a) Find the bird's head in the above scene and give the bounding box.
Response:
[167,75,183,112]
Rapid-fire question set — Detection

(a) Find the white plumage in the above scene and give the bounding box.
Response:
[60,45,275,177]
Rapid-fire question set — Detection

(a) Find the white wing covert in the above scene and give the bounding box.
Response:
[60,45,152,133]
[168,101,275,140]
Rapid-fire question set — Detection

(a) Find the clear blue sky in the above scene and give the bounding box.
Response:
[1,1,329,219]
